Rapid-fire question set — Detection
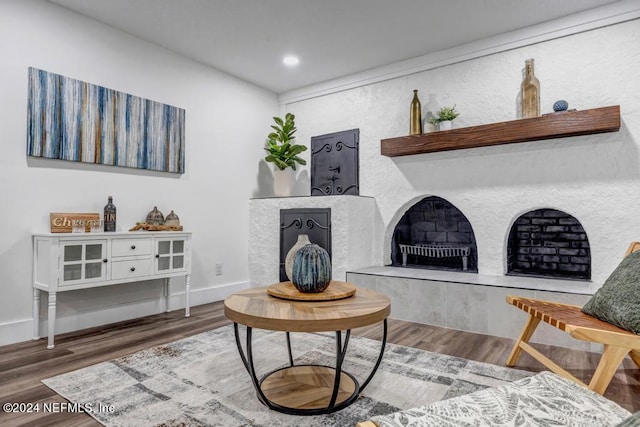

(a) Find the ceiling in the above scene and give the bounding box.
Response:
[50,0,621,94]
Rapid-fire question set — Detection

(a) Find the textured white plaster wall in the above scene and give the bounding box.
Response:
[0,0,277,345]
[285,19,640,288]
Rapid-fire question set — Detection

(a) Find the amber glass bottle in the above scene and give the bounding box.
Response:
[521,59,540,118]
[410,89,422,135]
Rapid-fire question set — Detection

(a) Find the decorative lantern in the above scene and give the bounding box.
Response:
[165,210,180,227]
[146,206,165,225]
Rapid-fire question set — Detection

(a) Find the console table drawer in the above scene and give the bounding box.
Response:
[111,238,152,257]
[111,259,153,280]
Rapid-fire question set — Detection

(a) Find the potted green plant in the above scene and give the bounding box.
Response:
[264,113,307,196]
[429,106,459,131]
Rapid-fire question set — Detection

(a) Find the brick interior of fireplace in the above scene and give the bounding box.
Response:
[392,196,477,272]
[507,209,591,280]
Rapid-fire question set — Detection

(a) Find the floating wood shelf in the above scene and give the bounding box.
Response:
[380,105,620,157]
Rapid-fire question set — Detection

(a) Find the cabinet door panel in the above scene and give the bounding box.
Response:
[60,240,107,285]
[64,245,82,262]
[173,255,184,269]
[157,257,171,271]
[86,244,103,260]
[155,237,188,273]
[158,241,171,255]
[63,264,82,281]
[173,240,184,253]
[85,262,103,279]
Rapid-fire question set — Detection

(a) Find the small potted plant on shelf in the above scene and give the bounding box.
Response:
[429,106,459,131]
[264,113,307,196]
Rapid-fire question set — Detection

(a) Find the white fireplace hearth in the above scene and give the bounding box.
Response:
[347,265,594,351]
[249,194,602,351]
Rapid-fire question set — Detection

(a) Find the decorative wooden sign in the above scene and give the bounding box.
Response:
[50,213,100,233]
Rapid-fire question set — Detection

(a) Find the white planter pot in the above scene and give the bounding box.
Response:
[273,168,294,197]
[439,120,453,131]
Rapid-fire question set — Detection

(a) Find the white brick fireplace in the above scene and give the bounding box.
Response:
[249,193,597,350]
[251,19,640,350]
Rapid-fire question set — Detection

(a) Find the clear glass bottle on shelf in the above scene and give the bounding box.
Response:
[521,59,540,118]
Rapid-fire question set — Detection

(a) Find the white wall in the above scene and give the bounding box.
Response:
[0,0,278,345]
[284,18,640,288]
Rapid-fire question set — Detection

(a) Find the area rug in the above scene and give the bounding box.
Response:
[42,325,533,426]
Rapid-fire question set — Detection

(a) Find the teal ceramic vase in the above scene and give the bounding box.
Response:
[291,244,332,293]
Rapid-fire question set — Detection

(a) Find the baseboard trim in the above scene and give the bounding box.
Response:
[0,318,33,347]
[0,281,249,347]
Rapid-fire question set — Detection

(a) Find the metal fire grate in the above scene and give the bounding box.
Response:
[399,243,470,271]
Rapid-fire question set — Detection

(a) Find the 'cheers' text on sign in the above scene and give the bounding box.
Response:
[49,213,100,233]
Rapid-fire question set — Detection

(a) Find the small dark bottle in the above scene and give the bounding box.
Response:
[104,196,116,232]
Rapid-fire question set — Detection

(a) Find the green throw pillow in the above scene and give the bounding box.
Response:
[582,250,640,334]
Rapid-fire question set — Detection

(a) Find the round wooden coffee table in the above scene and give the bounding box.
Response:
[224,282,390,415]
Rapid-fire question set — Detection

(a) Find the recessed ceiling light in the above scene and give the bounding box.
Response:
[283,55,300,67]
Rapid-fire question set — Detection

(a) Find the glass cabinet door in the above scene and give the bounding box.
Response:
[61,241,107,284]
[155,238,186,273]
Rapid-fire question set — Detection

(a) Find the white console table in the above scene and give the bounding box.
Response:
[32,231,192,349]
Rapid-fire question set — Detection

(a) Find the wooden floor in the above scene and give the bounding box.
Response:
[1,301,638,426]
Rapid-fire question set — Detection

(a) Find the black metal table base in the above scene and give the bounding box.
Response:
[233,319,388,415]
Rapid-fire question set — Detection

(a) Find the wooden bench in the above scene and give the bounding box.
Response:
[506,242,640,395]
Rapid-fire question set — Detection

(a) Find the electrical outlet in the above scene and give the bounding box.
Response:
[215,262,223,276]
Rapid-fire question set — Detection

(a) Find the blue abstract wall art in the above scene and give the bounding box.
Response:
[27,67,185,173]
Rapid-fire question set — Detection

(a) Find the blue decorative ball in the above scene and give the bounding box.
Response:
[553,100,569,112]
[291,244,332,293]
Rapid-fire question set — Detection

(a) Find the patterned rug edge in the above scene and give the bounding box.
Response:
[41,324,535,427]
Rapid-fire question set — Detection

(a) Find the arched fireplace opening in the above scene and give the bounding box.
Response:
[507,209,590,280]
[391,196,477,272]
